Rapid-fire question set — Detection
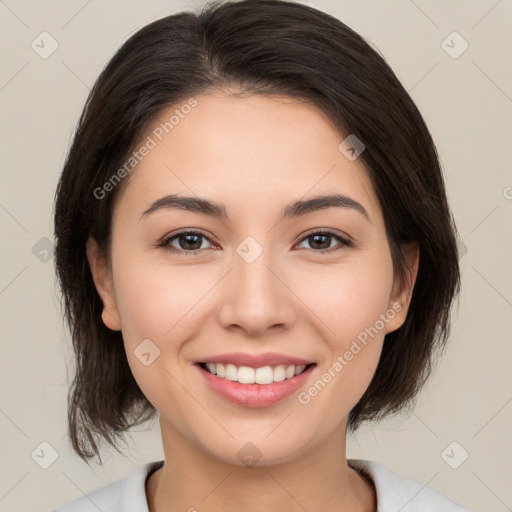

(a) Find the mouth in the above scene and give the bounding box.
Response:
[197,361,316,385]
[195,361,317,408]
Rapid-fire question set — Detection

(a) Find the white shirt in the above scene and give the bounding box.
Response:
[52,458,474,511]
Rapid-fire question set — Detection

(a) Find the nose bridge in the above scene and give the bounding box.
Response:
[236,238,277,293]
[217,235,296,335]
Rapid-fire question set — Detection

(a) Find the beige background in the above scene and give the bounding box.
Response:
[1,1,511,511]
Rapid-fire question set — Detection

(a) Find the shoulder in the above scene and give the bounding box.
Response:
[348,458,475,511]
[52,460,164,512]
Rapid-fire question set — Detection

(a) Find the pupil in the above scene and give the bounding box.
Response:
[181,234,201,250]
[311,234,330,249]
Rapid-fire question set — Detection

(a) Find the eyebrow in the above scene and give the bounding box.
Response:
[140,193,370,222]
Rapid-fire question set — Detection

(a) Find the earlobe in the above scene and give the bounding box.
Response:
[385,243,420,334]
[85,237,122,331]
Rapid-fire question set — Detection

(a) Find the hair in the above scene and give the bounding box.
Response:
[53,0,461,464]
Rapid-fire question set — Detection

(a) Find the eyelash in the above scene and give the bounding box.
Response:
[158,229,352,256]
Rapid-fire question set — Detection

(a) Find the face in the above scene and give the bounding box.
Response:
[87,91,418,467]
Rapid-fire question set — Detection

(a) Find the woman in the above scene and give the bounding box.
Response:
[52,0,473,510]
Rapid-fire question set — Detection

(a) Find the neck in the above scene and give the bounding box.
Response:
[146,418,376,512]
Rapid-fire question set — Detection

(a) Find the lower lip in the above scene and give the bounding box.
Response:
[196,364,315,408]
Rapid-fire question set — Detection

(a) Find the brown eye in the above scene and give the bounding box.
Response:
[159,229,351,256]
[160,231,215,254]
[296,231,352,253]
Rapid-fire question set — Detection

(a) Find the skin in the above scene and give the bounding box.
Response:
[87,90,419,512]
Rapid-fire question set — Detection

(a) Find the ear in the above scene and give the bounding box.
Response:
[384,242,420,334]
[86,237,121,331]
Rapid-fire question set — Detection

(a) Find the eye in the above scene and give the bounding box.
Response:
[159,229,352,256]
[295,230,352,253]
[159,230,217,255]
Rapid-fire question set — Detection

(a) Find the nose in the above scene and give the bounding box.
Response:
[216,247,297,337]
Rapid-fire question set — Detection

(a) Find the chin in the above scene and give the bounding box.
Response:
[200,435,306,469]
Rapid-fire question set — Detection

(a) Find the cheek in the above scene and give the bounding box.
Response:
[293,261,393,423]
[111,254,209,409]
[296,257,394,346]
[112,251,219,344]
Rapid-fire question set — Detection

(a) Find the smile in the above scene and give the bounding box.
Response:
[195,362,317,408]
[198,362,314,385]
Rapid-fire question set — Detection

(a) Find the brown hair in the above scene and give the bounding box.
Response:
[53,0,461,464]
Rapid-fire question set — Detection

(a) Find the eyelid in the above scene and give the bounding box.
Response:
[158,229,219,252]
[297,228,353,245]
[293,229,353,253]
[159,228,353,254]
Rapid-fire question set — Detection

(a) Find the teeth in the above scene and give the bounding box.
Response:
[256,366,275,384]
[238,366,255,384]
[202,362,309,384]
[216,363,225,378]
[272,365,286,382]
[225,363,238,381]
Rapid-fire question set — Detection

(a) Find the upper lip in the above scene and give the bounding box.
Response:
[195,352,315,368]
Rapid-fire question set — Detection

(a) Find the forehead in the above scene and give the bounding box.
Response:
[115,92,379,224]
